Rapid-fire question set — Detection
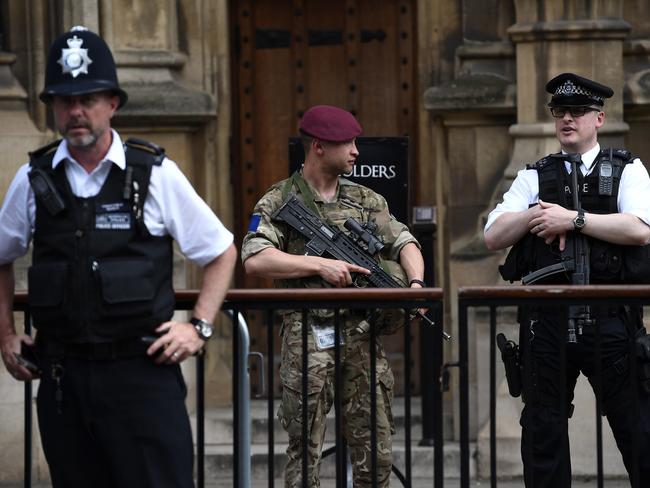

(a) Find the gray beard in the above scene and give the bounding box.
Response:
[65,131,99,149]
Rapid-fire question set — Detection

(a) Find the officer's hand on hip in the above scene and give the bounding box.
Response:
[0,333,39,381]
[147,322,205,365]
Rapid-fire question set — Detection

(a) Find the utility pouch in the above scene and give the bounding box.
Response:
[496,332,522,397]
[623,244,650,284]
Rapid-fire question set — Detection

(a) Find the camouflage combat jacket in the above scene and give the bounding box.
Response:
[241,171,419,320]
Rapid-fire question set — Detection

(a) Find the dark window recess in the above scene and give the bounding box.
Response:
[308,29,343,46]
[255,29,291,49]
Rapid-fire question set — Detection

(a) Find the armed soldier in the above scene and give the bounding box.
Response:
[0,27,236,487]
[241,105,426,487]
[485,73,650,486]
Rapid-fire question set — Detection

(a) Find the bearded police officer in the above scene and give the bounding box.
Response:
[0,27,237,487]
[485,73,650,486]
[242,105,426,487]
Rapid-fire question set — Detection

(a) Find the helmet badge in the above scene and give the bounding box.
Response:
[57,35,93,78]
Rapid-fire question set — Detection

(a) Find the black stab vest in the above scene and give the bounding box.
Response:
[499,148,635,284]
[27,139,175,341]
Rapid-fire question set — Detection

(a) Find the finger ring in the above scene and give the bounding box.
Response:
[172,352,179,359]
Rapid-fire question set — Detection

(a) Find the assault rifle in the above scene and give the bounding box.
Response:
[273,194,451,341]
[521,153,593,342]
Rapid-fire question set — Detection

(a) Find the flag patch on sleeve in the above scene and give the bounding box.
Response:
[248,214,262,232]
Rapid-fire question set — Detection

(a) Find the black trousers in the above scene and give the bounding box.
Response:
[520,312,650,488]
[37,355,194,488]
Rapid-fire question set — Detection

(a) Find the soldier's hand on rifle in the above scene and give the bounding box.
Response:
[316,258,370,287]
[529,199,574,250]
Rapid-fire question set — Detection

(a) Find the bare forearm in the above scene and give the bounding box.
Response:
[0,263,16,342]
[484,208,538,251]
[244,247,323,279]
[530,200,650,246]
[398,243,425,283]
[582,212,650,245]
[192,244,237,322]
[244,246,371,288]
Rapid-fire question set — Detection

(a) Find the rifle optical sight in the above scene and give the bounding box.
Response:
[344,218,385,255]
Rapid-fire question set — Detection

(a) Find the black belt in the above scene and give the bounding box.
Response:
[529,305,621,320]
[37,337,151,361]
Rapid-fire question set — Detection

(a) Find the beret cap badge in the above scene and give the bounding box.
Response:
[57,35,93,78]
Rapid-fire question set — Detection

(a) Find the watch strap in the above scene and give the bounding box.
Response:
[190,317,214,341]
[573,209,586,231]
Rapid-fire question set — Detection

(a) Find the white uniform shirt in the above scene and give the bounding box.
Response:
[485,143,650,232]
[0,130,233,267]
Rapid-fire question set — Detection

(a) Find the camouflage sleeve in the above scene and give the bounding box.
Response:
[366,190,420,262]
[241,186,287,263]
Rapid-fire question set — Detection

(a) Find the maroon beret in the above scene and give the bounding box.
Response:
[299,105,363,142]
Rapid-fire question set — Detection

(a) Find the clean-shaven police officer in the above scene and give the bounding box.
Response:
[485,73,650,487]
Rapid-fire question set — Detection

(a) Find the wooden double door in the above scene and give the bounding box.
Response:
[231,0,420,395]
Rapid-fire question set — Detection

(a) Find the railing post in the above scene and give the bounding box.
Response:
[196,342,205,488]
[489,306,496,488]
[24,310,32,488]
[301,308,308,488]
[234,310,252,488]
[266,309,275,487]
[433,302,444,488]
[458,300,470,488]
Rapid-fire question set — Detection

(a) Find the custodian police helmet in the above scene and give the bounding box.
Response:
[40,26,128,108]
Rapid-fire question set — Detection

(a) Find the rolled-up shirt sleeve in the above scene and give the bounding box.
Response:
[241,188,285,263]
[147,158,234,267]
[0,164,34,265]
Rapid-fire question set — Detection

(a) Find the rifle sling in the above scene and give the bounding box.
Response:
[282,171,323,217]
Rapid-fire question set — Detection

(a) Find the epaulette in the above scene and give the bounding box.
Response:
[28,139,62,165]
[525,153,561,171]
[124,137,165,166]
[600,147,635,164]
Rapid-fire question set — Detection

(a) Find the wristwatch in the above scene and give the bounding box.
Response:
[190,317,214,341]
[573,209,586,232]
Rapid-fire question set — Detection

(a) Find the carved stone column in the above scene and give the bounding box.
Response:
[505,2,631,184]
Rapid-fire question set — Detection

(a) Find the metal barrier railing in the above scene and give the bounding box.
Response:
[457,285,650,488]
[14,287,445,488]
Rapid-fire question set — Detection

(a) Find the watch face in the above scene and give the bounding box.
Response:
[574,215,585,229]
[201,323,213,338]
[192,318,214,340]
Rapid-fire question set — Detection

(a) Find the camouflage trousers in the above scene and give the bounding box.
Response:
[278,313,395,488]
